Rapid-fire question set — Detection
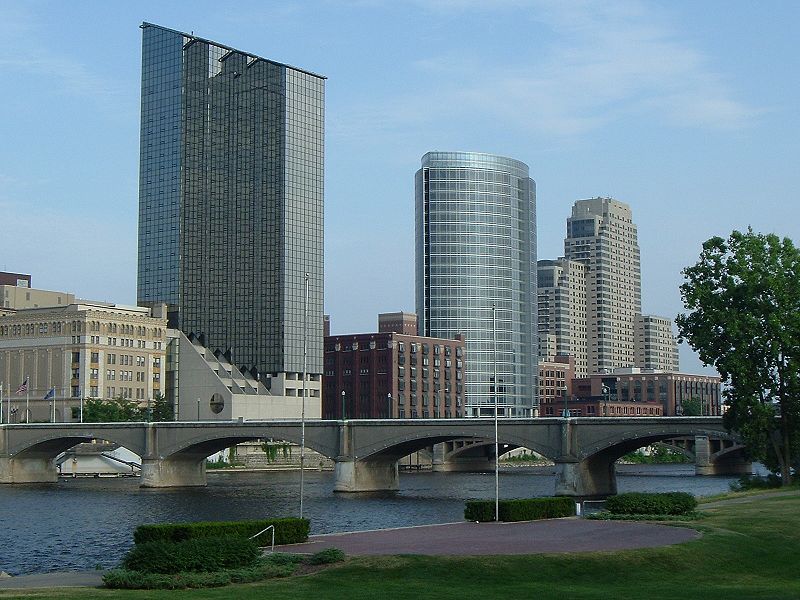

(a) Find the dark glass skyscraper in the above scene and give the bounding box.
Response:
[137,23,324,379]
[416,152,537,417]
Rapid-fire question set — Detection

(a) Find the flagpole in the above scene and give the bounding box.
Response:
[26,377,29,424]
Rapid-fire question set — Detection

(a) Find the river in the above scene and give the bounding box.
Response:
[0,465,740,576]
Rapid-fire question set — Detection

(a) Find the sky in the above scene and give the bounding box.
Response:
[1,1,798,375]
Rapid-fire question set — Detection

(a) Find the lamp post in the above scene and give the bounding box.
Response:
[196,398,200,421]
[341,390,346,421]
[300,273,309,520]
[601,385,609,417]
[387,393,392,419]
[561,386,569,418]
[492,303,499,523]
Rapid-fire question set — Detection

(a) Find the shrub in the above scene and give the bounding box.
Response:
[464,497,576,522]
[605,492,697,515]
[730,474,783,491]
[103,569,231,590]
[308,547,346,565]
[133,517,309,546]
[122,535,259,574]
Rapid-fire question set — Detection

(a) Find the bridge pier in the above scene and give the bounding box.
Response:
[694,436,752,475]
[0,456,59,484]
[554,456,617,498]
[333,459,399,492]
[140,458,207,488]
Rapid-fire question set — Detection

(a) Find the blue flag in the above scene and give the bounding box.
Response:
[43,387,55,401]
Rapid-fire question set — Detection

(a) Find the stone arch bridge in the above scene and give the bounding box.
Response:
[0,417,747,497]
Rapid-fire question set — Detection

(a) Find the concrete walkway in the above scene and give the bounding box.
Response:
[0,571,105,590]
[278,518,699,556]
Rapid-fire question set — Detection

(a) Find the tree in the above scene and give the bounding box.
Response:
[677,229,800,485]
[680,397,703,416]
[149,393,174,422]
[82,397,142,423]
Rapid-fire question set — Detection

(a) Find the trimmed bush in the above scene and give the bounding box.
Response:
[605,492,697,516]
[464,497,576,522]
[103,561,297,590]
[104,569,231,590]
[133,517,309,546]
[308,547,345,565]
[122,535,260,574]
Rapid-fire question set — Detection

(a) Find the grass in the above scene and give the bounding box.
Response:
[3,490,799,600]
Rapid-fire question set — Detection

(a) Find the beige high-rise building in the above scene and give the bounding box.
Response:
[0,300,167,423]
[537,259,588,376]
[564,198,641,374]
[635,314,679,372]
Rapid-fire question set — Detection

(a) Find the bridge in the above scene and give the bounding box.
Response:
[0,417,748,497]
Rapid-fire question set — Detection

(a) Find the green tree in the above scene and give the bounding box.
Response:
[677,229,800,485]
[82,396,142,423]
[680,397,703,416]
[149,393,174,422]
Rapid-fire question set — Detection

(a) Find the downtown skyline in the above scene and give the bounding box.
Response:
[1,1,799,375]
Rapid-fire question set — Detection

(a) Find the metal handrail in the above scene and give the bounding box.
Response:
[248,524,275,553]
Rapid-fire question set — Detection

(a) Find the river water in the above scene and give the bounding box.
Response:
[0,465,739,576]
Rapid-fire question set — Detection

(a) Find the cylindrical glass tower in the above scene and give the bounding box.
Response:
[415,152,537,417]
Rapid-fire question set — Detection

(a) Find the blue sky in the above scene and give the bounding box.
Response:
[1,1,798,374]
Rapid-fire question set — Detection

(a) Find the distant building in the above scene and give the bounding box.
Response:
[564,198,641,374]
[537,258,588,376]
[571,369,721,417]
[378,312,418,335]
[1,285,75,310]
[0,301,167,422]
[136,22,325,409]
[537,355,575,416]
[323,314,331,338]
[635,314,679,372]
[323,332,466,419]
[416,151,537,417]
[0,272,31,288]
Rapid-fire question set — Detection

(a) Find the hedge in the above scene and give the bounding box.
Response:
[133,517,309,546]
[122,535,260,574]
[464,497,576,522]
[604,492,697,515]
[104,559,298,590]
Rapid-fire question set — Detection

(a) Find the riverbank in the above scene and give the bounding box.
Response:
[2,489,797,598]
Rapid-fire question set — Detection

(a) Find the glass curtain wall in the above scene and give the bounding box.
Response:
[416,152,537,417]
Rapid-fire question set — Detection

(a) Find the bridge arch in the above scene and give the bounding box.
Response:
[556,424,743,497]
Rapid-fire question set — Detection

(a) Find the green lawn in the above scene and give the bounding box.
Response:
[4,490,799,600]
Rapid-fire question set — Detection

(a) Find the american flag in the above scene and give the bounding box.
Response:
[16,377,28,395]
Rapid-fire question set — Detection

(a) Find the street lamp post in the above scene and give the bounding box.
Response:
[561,386,569,418]
[387,393,392,419]
[196,398,200,421]
[492,304,499,523]
[299,273,309,520]
[602,385,609,417]
[341,390,346,420]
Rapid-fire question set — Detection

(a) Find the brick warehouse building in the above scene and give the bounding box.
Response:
[570,369,721,417]
[323,333,466,419]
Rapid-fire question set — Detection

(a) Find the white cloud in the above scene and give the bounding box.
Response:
[333,0,757,141]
